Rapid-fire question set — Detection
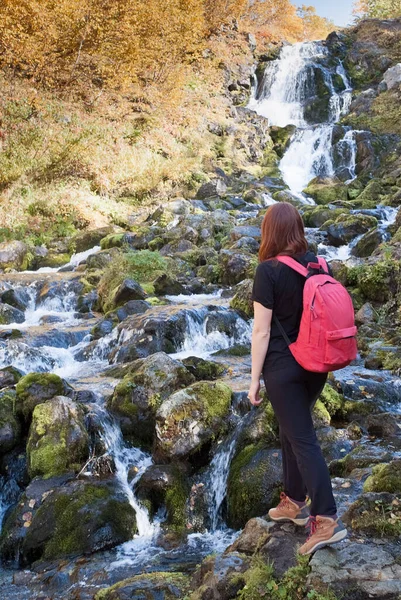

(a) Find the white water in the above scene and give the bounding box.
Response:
[24,245,101,274]
[249,41,357,197]
[208,437,238,531]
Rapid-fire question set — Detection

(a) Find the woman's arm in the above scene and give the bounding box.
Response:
[248,301,272,406]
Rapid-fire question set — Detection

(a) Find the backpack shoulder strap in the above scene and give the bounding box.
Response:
[275,255,308,278]
[317,256,329,272]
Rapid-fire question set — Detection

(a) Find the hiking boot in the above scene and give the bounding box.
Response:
[268,492,310,526]
[298,516,348,555]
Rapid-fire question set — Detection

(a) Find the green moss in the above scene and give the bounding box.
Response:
[0,389,20,452]
[364,461,401,494]
[230,279,253,318]
[165,468,190,534]
[100,233,125,250]
[312,400,331,427]
[347,260,401,303]
[37,253,71,268]
[15,372,65,421]
[194,381,232,422]
[318,384,346,418]
[95,572,190,600]
[303,180,348,205]
[345,494,401,538]
[182,357,226,381]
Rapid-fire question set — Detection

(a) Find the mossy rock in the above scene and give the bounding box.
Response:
[107,353,194,447]
[270,125,296,158]
[95,572,190,600]
[230,279,253,318]
[0,389,21,455]
[325,214,378,246]
[364,460,401,494]
[331,444,392,477]
[27,396,89,479]
[351,228,383,258]
[318,384,346,418]
[155,381,232,460]
[343,492,401,538]
[303,178,348,205]
[302,206,348,228]
[348,260,401,303]
[0,366,23,389]
[182,356,227,381]
[136,464,189,535]
[312,400,331,429]
[235,402,279,452]
[15,373,72,423]
[35,253,71,269]
[226,443,282,529]
[357,180,385,203]
[0,479,137,566]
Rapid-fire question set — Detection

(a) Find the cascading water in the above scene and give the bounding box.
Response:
[249,41,357,197]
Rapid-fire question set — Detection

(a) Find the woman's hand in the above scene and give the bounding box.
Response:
[248,380,262,406]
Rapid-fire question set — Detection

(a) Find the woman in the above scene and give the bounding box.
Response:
[248,202,347,555]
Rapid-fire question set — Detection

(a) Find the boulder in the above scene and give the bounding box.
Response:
[330,444,392,477]
[0,241,30,271]
[95,572,190,600]
[351,227,383,257]
[182,357,226,381]
[70,226,120,253]
[343,492,401,538]
[229,279,253,318]
[155,381,232,460]
[0,366,23,389]
[226,444,282,529]
[0,303,25,325]
[1,288,30,311]
[196,179,227,200]
[382,63,401,91]
[218,251,257,285]
[303,178,348,205]
[226,517,273,555]
[269,125,296,158]
[27,396,89,479]
[136,464,189,534]
[0,390,21,455]
[230,226,261,242]
[355,302,375,325]
[153,274,187,296]
[0,478,137,566]
[363,460,401,494]
[111,279,146,308]
[366,413,400,438]
[15,373,73,422]
[108,353,194,446]
[325,214,377,246]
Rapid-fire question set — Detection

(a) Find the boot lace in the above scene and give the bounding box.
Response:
[305,516,322,540]
[277,492,292,509]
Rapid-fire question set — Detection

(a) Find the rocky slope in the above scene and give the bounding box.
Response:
[0,17,400,600]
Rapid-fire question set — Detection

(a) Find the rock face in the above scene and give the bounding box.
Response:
[226,445,282,529]
[0,477,137,566]
[382,63,401,90]
[111,278,147,308]
[15,373,72,422]
[155,381,232,460]
[107,353,194,445]
[309,542,401,599]
[0,241,30,271]
[27,396,89,479]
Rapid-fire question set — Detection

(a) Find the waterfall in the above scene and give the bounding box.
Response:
[249,41,357,198]
[208,437,237,531]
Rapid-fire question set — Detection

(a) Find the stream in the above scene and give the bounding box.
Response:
[0,38,400,599]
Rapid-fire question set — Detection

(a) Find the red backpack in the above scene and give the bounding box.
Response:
[274,256,357,373]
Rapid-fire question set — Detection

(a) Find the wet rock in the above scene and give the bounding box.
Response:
[1,288,30,311]
[351,227,384,257]
[190,552,250,600]
[91,317,116,340]
[196,179,227,200]
[226,517,273,554]
[15,372,73,422]
[235,404,279,452]
[0,366,23,389]
[77,289,98,313]
[333,365,401,405]
[95,572,190,600]
[229,279,253,318]
[226,445,282,529]
[366,413,400,438]
[36,278,83,306]
[0,241,30,271]
[182,356,226,381]
[136,464,189,534]
[155,381,232,461]
[354,130,377,175]
[382,63,401,91]
[230,225,261,242]
[27,396,89,479]
[0,478,137,566]
[0,389,21,454]
[218,250,256,285]
[270,125,296,158]
[325,214,378,246]
[86,250,116,270]
[330,443,392,477]
[303,177,348,204]
[355,302,375,325]
[153,274,187,296]
[0,303,25,324]
[108,352,194,445]
[111,278,146,308]
[229,236,260,253]
[309,541,401,598]
[115,299,149,322]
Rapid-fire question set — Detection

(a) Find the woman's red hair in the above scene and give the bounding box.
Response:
[259,202,308,262]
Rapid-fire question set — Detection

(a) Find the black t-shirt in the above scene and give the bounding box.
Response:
[252,251,320,371]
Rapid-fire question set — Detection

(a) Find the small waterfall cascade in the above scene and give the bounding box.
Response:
[249,41,358,196]
[207,436,238,531]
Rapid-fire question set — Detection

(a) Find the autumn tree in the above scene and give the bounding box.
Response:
[354,0,401,18]
[297,5,335,40]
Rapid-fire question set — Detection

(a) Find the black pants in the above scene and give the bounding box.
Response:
[263,359,337,517]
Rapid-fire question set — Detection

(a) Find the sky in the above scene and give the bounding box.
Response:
[298,0,355,27]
